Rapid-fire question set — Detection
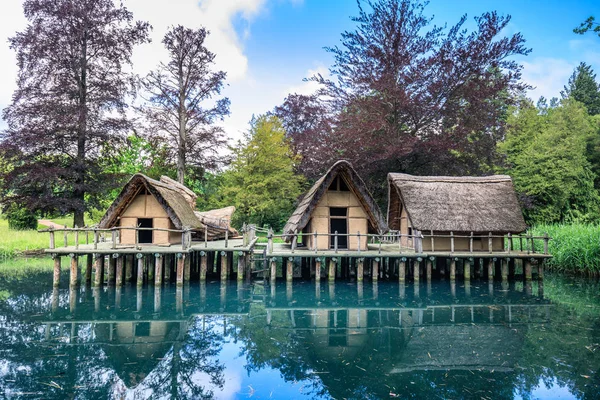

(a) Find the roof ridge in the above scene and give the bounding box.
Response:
[388,173,513,183]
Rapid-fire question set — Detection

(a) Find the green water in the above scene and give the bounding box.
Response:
[0,264,599,399]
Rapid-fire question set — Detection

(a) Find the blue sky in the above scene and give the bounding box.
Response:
[0,0,599,142]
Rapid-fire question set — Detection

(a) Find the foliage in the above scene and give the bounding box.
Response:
[139,25,230,184]
[530,224,600,274]
[301,0,530,199]
[218,115,305,230]
[562,62,600,115]
[0,0,150,227]
[498,99,600,224]
[4,203,37,231]
[574,16,600,38]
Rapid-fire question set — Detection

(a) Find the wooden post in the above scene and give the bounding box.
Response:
[450,232,455,254]
[426,257,433,282]
[507,233,512,253]
[313,231,318,253]
[334,231,338,253]
[184,253,191,282]
[53,255,61,287]
[414,258,421,282]
[358,231,362,254]
[399,258,406,283]
[85,254,93,285]
[464,258,471,282]
[543,233,549,255]
[154,254,163,286]
[114,255,123,286]
[524,259,532,281]
[487,258,495,280]
[220,251,228,281]
[237,252,245,281]
[108,254,116,285]
[63,226,68,247]
[430,230,435,252]
[199,251,207,281]
[49,228,55,249]
[225,229,229,248]
[488,232,493,254]
[93,254,103,287]
[469,232,473,253]
[501,258,509,282]
[69,254,78,287]
[176,254,184,286]
[111,229,116,250]
[124,255,133,282]
[315,258,321,281]
[287,257,294,282]
[93,229,98,250]
[270,258,277,282]
[357,258,364,282]
[136,254,145,286]
[372,258,379,282]
[74,227,79,250]
[450,258,456,281]
[291,230,297,253]
[268,229,273,254]
[538,260,545,281]
[205,226,208,248]
[329,258,336,281]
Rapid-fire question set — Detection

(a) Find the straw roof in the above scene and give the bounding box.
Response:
[283,160,388,239]
[195,206,238,237]
[387,173,527,233]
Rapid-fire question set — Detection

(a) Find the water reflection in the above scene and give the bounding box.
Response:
[0,273,598,399]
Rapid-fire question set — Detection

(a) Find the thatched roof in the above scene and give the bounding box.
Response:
[99,174,235,240]
[99,174,202,230]
[387,173,527,233]
[283,160,388,239]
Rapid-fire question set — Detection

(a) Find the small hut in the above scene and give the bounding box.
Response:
[387,174,526,251]
[99,174,236,245]
[283,160,387,251]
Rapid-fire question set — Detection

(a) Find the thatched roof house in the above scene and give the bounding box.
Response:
[387,174,526,251]
[99,174,236,245]
[283,160,387,251]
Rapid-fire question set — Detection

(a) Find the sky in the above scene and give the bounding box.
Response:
[0,0,599,144]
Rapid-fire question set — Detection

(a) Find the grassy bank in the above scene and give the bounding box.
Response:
[530,223,600,275]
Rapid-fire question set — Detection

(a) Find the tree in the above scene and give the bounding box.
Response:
[497,99,600,224]
[574,16,600,38]
[562,63,600,115]
[139,25,230,184]
[1,0,150,227]
[218,115,305,230]
[309,0,530,198]
[273,93,335,181]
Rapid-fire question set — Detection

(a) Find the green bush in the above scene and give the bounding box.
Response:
[4,204,37,231]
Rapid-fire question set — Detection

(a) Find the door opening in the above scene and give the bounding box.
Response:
[138,218,153,244]
[330,207,348,249]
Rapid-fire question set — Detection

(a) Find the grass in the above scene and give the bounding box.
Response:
[530,223,600,275]
[0,256,54,277]
[0,214,97,259]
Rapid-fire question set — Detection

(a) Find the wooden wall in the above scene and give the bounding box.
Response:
[118,193,175,245]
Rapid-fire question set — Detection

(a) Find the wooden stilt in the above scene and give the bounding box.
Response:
[538,260,544,281]
[464,258,471,282]
[399,258,406,283]
[372,258,379,282]
[69,254,78,287]
[487,258,495,280]
[199,252,207,281]
[220,252,228,281]
[176,254,185,286]
[426,258,433,282]
[315,258,321,281]
[357,258,364,282]
[237,252,245,281]
[85,254,93,285]
[108,255,116,285]
[154,254,163,286]
[450,258,456,281]
[270,258,277,282]
[53,255,61,287]
[286,257,294,281]
[524,259,532,281]
[184,253,191,282]
[137,254,144,287]
[115,255,124,287]
[328,258,336,281]
[93,254,103,287]
[125,255,133,282]
[501,258,509,282]
[414,258,421,282]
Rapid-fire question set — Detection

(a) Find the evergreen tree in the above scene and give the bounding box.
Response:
[219,115,305,230]
[562,62,600,115]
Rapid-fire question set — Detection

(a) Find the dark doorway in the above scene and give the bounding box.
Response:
[330,207,348,249]
[138,218,153,244]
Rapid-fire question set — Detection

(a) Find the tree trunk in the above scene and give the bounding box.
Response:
[74,27,89,228]
[177,61,187,184]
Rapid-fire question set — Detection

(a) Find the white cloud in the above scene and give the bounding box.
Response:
[284,65,329,97]
[521,57,575,101]
[0,0,26,114]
